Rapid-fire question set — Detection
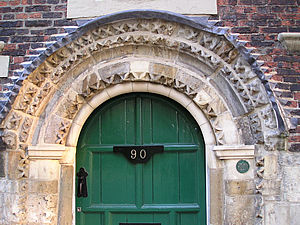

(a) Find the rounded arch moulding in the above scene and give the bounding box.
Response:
[1,10,286,163]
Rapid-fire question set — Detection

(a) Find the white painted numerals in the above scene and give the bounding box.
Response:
[130,149,137,159]
[140,149,147,159]
[130,149,147,160]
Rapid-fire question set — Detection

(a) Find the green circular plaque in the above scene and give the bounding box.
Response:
[236,160,250,173]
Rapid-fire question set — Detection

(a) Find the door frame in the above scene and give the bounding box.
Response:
[75,92,208,224]
[26,83,255,225]
[57,82,250,225]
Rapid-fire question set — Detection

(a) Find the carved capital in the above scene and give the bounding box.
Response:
[28,144,66,160]
[213,145,255,160]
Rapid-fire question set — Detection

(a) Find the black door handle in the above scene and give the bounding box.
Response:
[77,167,88,198]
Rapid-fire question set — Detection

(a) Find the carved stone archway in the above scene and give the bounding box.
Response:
[1,10,285,225]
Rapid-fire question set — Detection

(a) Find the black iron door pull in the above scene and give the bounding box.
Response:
[77,167,88,198]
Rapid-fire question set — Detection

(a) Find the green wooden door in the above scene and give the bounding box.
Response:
[76,93,206,225]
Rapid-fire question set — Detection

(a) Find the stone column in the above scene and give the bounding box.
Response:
[213,145,256,225]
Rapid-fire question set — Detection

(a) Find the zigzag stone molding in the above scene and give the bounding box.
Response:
[1,17,284,160]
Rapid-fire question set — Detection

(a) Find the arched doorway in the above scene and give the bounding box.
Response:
[0,10,286,225]
[76,93,206,224]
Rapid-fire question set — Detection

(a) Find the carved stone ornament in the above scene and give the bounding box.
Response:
[2,131,17,150]
[1,14,284,176]
[0,16,284,155]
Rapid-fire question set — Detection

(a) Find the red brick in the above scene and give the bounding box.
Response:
[289,135,300,142]
[9,0,20,6]
[294,92,300,100]
[22,0,33,4]
[0,1,8,6]
[29,12,42,18]
[13,56,24,64]
[269,0,296,5]
[218,0,238,4]
[54,5,67,11]
[16,13,29,19]
[34,0,46,3]
[265,34,277,40]
[243,6,256,13]
[271,75,283,82]
[285,101,298,108]
[4,44,17,51]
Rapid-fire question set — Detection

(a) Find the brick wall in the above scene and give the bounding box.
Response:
[0,0,77,104]
[0,0,299,151]
[216,0,300,151]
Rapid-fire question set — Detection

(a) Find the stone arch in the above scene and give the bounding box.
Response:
[0,10,286,224]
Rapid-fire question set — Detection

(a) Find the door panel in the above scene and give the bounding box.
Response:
[76,93,206,225]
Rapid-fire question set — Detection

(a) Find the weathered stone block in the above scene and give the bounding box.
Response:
[150,62,177,78]
[70,56,95,80]
[27,194,58,224]
[98,62,130,82]
[0,180,18,193]
[213,112,239,145]
[226,180,255,195]
[210,168,223,225]
[262,180,281,196]
[264,154,278,179]
[176,70,206,92]
[130,61,149,73]
[7,151,21,180]
[283,167,300,202]
[235,117,255,145]
[177,51,214,76]
[290,204,300,225]
[225,196,255,225]
[211,72,246,117]
[92,48,113,63]
[29,180,58,194]
[150,46,178,61]
[224,159,254,180]
[57,165,74,225]
[265,203,290,225]
[110,45,134,59]
[29,160,59,180]
[44,115,70,145]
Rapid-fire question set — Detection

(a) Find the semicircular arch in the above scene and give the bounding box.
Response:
[1,10,285,173]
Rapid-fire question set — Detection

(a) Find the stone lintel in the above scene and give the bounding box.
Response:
[0,55,9,78]
[278,32,300,53]
[213,145,255,160]
[28,144,66,160]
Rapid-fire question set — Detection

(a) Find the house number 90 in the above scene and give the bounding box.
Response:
[131,149,147,160]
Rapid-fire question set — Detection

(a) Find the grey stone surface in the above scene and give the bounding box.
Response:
[225,195,255,225]
[210,72,246,117]
[57,165,74,225]
[210,168,224,225]
[0,152,4,177]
